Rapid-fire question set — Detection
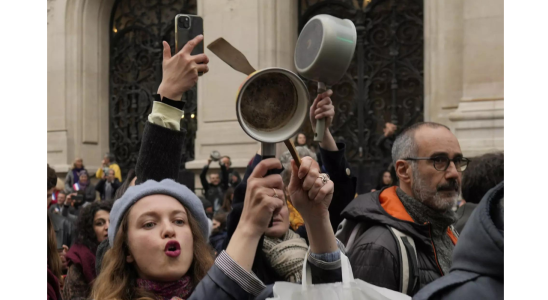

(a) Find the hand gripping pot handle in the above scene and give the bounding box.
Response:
[301,250,355,292]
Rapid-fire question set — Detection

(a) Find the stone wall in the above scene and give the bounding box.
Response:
[47,0,504,183]
[47,0,114,176]
[424,0,504,157]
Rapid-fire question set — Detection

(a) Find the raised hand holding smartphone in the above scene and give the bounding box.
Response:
[157,35,209,101]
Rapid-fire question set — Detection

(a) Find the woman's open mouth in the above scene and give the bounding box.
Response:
[164,240,181,258]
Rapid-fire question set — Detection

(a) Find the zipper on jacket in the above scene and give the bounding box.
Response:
[427,222,444,276]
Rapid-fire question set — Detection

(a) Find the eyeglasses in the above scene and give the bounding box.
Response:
[404,156,470,172]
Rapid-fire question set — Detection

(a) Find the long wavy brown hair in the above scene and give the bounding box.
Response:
[91,203,214,300]
[47,214,62,281]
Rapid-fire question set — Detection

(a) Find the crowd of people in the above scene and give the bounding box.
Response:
[47,35,504,300]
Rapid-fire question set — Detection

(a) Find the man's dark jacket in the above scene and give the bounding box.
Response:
[413,181,504,300]
[339,187,458,295]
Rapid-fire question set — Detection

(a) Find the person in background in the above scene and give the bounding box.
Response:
[49,164,74,247]
[209,211,228,255]
[96,152,122,182]
[229,171,241,188]
[337,122,466,296]
[218,187,234,214]
[48,164,63,300]
[371,169,394,192]
[198,195,214,219]
[414,181,504,300]
[294,132,308,148]
[70,171,96,203]
[200,161,227,212]
[113,168,137,201]
[62,193,85,223]
[95,169,137,277]
[63,201,111,300]
[95,168,121,201]
[376,122,398,171]
[64,158,87,192]
[220,155,242,188]
[49,191,66,215]
[48,214,64,300]
[454,152,504,233]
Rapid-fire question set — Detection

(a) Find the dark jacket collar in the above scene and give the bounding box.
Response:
[341,187,434,249]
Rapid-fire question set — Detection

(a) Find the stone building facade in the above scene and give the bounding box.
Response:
[47,0,503,189]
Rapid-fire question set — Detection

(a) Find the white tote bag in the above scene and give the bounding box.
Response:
[267,251,411,300]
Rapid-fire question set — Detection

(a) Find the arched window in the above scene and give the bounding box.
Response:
[109,0,197,174]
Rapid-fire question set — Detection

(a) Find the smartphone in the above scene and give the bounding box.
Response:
[175,14,203,56]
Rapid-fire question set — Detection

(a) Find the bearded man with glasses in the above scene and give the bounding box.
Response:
[336,122,466,296]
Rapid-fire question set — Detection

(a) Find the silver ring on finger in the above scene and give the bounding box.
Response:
[318,173,330,186]
[272,188,279,198]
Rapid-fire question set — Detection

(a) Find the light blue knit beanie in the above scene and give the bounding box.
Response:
[108,179,209,246]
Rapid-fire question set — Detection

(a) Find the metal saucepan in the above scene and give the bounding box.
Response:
[295,14,357,142]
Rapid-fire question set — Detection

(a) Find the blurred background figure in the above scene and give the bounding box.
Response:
[113,168,136,201]
[63,201,111,300]
[209,211,228,255]
[218,187,234,214]
[96,153,122,182]
[49,191,66,215]
[69,171,96,203]
[200,158,228,212]
[293,132,308,148]
[64,158,87,193]
[455,152,504,232]
[371,169,395,192]
[220,155,241,188]
[198,195,213,219]
[95,168,121,201]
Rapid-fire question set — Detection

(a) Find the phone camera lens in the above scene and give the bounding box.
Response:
[178,16,189,29]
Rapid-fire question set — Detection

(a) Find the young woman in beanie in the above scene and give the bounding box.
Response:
[62,201,112,299]
[91,178,214,300]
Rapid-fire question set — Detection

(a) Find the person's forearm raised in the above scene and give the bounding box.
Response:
[226,159,285,271]
[288,157,338,254]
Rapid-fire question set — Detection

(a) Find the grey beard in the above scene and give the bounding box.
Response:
[411,168,460,212]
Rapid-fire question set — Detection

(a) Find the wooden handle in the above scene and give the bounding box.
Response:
[284,140,302,168]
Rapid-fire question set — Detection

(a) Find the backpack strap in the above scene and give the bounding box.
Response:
[387,226,419,296]
[346,222,366,253]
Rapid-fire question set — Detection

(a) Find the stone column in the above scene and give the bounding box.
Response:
[424,0,503,157]
[186,0,299,190]
[448,0,504,156]
[424,0,464,125]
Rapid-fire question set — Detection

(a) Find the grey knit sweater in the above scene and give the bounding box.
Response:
[397,188,457,274]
